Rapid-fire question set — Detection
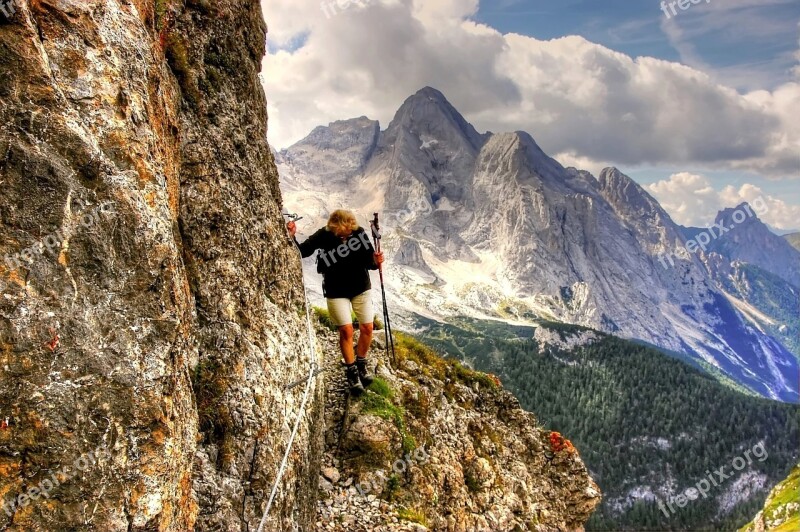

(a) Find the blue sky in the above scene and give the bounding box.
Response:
[475,0,800,90]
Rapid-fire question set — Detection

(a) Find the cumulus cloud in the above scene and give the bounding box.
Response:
[260,0,800,178]
[646,172,800,230]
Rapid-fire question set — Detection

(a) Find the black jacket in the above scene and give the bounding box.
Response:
[295,227,378,298]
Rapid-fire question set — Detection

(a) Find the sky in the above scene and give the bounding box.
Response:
[260,0,800,231]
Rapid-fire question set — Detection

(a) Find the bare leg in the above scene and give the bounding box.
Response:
[356,322,374,359]
[338,324,355,365]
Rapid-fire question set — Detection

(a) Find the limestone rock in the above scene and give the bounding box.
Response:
[0,1,322,530]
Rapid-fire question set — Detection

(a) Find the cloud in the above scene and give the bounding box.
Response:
[646,172,800,230]
[260,0,800,178]
[659,0,800,90]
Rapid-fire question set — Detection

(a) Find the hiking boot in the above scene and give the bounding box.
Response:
[345,363,364,396]
[356,357,374,388]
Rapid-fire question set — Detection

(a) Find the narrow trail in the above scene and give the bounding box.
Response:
[314,327,427,531]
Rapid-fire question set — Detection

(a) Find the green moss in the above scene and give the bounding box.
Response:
[384,473,401,500]
[200,65,223,95]
[155,0,171,30]
[192,359,235,468]
[205,49,236,74]
[464,470,481,493]
[164,32,201,109]
[187,0,214,14]
[360,383,417,454]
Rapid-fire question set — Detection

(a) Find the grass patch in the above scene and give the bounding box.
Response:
[313,306,338,331]
[402,387,431,421]
[740,465,800,532]
[360,382,417,454]
[382,473,403,502]
[396,331,498,391]
[368,376,393,399]
[397,507,428,526]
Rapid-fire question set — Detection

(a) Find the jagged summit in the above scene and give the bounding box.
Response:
[702,202,800,288]
[381,86,486,153]
[277,116,380,187]
[598,167,671,221]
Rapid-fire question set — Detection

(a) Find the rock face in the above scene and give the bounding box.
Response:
[0,1,322,530]
[315,326,601,531]
[701,204,800,289]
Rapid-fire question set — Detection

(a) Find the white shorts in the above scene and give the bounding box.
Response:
[327,291,375,327]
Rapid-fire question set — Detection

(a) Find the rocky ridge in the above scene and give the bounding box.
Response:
[313,323,601,531]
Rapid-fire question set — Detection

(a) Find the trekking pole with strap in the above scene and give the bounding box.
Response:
[369,213,396,367]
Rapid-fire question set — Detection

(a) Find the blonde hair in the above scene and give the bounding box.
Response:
[327,209,359,234]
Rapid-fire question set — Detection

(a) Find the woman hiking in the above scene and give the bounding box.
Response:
[287,209,384,395]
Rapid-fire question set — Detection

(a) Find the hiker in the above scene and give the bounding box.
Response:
[287,209,384,395]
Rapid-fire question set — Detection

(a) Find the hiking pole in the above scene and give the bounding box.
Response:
[369,213,396,367]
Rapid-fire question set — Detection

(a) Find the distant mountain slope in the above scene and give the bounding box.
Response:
[277,87,799,402]
[707,261,800,358]
[686,205,800,289]
[408,316,800,532]
[784,232,800,252]
[682,213,800,359]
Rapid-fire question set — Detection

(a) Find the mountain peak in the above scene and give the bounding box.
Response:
[383,87,486,152]
[598,167,665,217]
[413,86,448,100]
[705,201,800,288]
[715,202,762,227]
[278,116,380,185]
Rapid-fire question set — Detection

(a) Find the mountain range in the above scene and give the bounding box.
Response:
[277,86,799,403]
